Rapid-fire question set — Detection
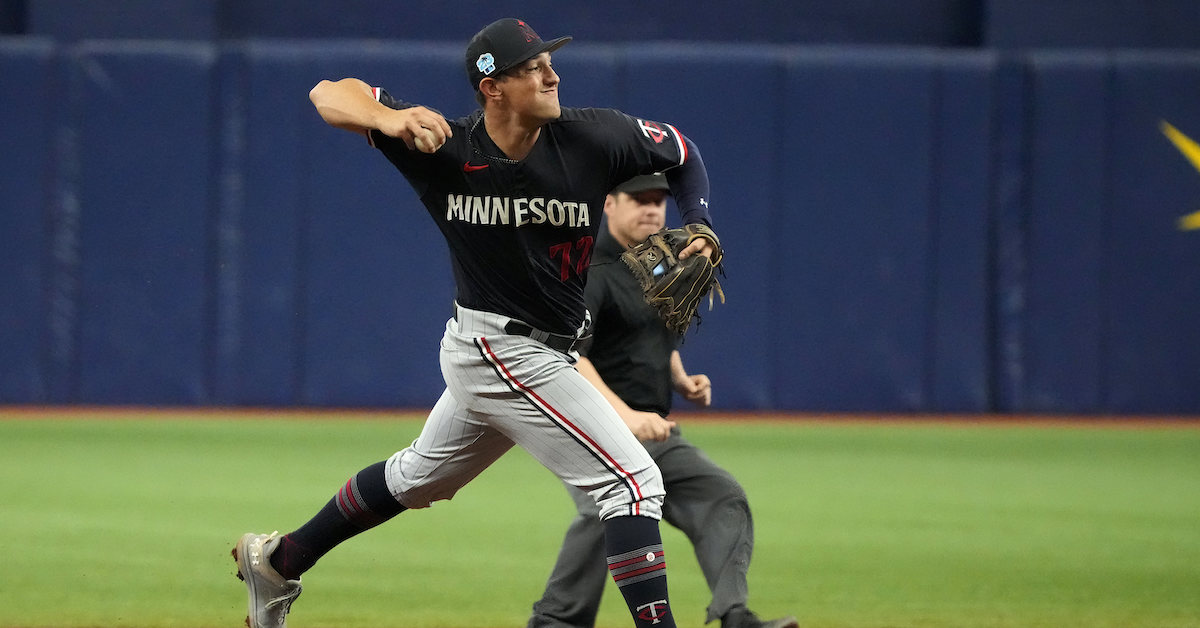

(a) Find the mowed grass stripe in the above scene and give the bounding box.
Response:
[0,412,1196,628]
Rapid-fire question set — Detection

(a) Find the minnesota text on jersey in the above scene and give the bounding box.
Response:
[446,194,591,228]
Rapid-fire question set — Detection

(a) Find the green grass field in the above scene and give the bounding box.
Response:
[1,410,1198,628]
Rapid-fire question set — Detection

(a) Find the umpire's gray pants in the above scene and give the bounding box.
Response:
[528,427,753,627]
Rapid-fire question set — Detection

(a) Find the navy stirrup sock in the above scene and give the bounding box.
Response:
[270,460,406,579]
[604,515,676,628]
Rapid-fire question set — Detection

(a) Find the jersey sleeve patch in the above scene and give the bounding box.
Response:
[636,119,687,166]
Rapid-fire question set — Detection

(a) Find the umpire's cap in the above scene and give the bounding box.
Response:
[466,18,571,91]
[613,174,671,195]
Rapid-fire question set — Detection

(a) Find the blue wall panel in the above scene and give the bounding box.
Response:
[554,44,624,111]
[4,39,1200,413]
[69,41,216,403]
[0,39,53,402]
[217,1,978,46]
[300,44,465,407]
[1105,53,1200,413]
[1022,53,1110,412]
[0,0,23,33]
[775,49,939,411]
[929,53,997,411]
[987,56,1033,412]
[220,43,312,405]
[27,0,218,40]
[986,0,1200,49]
[623,45,784,409]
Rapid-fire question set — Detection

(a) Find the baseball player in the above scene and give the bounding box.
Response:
[231,18,719,628]
[527,174,797,628]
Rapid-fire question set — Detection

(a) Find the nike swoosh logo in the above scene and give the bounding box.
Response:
[463,162,490,172]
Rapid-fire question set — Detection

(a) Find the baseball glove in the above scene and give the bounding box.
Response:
[621,224,725,335]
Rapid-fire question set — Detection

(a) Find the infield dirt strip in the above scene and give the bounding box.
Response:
[3,405,1200,427]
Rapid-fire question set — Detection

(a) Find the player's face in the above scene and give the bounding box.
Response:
[500,53,561,121]
[605,189,668,248]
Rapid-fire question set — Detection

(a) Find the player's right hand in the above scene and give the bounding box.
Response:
[621,409,676,442]
[378,106,452,153]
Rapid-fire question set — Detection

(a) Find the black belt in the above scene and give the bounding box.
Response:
[503,321,585,353]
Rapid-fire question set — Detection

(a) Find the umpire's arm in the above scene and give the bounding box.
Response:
[575,357,675,442]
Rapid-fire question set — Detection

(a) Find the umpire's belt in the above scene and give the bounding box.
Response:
[503,320,583,353]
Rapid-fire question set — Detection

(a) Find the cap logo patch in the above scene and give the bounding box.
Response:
[476,52,496,76]
[517,20,537,42]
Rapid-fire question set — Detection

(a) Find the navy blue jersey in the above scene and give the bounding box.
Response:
[368,89,694,335]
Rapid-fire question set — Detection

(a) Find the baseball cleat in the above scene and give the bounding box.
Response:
[232,531,302,628]
[722,607,799,628]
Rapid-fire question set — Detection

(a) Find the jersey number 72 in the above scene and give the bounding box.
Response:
[549,236,594,282]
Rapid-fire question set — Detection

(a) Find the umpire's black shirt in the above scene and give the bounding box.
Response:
[579,226,679,418]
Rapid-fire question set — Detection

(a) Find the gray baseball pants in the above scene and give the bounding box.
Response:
[384,305,665,522]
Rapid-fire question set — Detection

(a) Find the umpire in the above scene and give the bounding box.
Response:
[528,174,798,628]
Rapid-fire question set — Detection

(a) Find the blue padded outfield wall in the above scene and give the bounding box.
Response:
[3,38,1200,414]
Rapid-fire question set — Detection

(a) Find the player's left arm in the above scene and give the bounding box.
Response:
[662,134,716,260]
[600,108,718,259]
[577,356,677,441]
[670,350,712,407]
[606,109,712,232]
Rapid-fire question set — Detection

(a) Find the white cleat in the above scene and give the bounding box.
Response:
[232,532,302,628]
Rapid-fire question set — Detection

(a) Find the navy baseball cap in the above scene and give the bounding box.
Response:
[465,18,571,91]
[613,174,671,195]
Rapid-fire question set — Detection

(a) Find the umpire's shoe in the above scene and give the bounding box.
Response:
[721,606,799,628]
[232,532,303,628]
